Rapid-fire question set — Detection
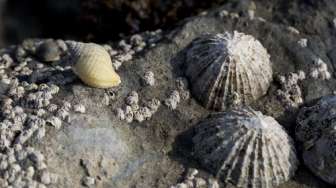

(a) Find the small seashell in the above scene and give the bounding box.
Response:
[296,95,336,184]
[36,40,61,62]
[192,107,298,188]
[184,31,272,111]
[67,41,121,88]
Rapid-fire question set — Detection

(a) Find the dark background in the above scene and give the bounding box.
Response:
[0,0,332,47]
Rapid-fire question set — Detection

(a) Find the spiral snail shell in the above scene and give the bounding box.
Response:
[67,41,121,88]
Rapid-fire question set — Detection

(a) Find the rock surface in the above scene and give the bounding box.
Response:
[1,1,336,187]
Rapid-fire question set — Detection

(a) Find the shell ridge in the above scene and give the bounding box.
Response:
[265,138,281,186]
[206,58,228,109]
[236,130,258,188]
[220,129,252,183]
[269,138,289,182]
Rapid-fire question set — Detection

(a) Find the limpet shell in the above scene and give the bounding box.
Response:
[296,95,336,185]
[192,107,298,188]
[67,41,121,88]
[184,31,272,111]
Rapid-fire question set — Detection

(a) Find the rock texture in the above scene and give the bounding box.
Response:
[1,0,336,187]
[296,95,336,185]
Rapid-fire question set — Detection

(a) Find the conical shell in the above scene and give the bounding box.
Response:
[296,95,336,185]
[184,31,273,111]
[192,107,298,188]
[67,42,121,88]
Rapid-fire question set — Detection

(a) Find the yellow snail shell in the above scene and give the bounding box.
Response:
[67,41,121,88]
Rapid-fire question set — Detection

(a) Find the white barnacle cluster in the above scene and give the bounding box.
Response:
[0,146,58,187]
[276,71,306,110]
[309,58,331,80]
[0,81,73,186]
[163,77,191,110]
[115,91,161,123]
[170,168,219,188]
[104,30,163,70]
[0,40,89,187]
[2,39,77,86]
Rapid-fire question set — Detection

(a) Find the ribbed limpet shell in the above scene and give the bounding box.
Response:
[67,42,121,88]
[192,107,298,188]
[184,31,273,111]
